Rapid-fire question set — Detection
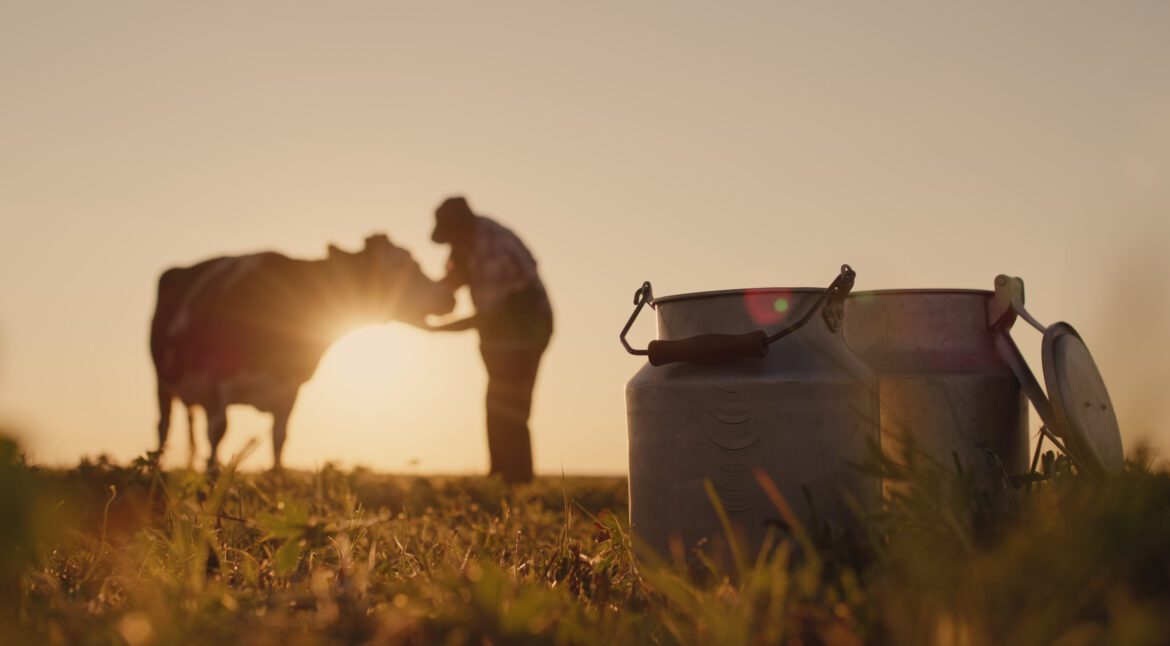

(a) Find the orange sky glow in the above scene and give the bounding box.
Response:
[1,2,1168,473]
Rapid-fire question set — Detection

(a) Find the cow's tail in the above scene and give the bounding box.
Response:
[152,268,185,456]
[150,267,185,373]
[155,379,173,454]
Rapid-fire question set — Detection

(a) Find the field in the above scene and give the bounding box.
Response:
[4,436,1170,645]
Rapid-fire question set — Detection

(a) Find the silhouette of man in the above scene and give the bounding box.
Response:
[427,196,553,484]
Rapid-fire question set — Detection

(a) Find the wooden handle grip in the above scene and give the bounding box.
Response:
[647,330,768,366]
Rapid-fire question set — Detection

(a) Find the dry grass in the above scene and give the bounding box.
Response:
[3,435,1170,645]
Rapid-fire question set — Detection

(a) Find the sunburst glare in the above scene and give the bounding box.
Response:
[311,325,424,406]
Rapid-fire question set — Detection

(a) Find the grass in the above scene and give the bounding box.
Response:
[3,434,1170,645]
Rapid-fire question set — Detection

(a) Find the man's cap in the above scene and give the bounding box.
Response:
[436,196,473,219]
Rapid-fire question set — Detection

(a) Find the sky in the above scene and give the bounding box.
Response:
[1,1,1168,474]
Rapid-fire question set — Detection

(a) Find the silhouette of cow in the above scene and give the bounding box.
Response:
[150,234,455,470]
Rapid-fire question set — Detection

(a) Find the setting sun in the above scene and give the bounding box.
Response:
[286,321,489,474]
[315,324,427,405]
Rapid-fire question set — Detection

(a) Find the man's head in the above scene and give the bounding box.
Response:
[432,196,476,245]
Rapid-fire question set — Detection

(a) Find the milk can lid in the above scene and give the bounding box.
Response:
[1042,322,1124,477]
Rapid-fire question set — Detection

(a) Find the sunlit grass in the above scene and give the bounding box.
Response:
[3,434,1170,645]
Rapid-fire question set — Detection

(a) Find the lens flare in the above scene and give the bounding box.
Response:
[744,290,793,326]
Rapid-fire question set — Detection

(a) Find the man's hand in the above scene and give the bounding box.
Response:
[423,313,480,332]
[440,259,467,290]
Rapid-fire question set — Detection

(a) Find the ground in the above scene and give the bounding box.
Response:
[3,437,1170,645]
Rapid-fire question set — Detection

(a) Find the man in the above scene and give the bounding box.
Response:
[426,196,553,484]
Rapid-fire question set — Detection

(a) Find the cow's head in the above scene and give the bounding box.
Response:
[326,234,456,326]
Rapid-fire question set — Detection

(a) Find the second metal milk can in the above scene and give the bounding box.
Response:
[843,289,1030,480]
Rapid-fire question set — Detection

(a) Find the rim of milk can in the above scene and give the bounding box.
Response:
[620,265,856,367]
[849,288,992,297]
[653,286,827,305]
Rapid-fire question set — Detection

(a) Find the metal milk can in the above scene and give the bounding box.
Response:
[842,289,1030,480]
[621,266,880,559]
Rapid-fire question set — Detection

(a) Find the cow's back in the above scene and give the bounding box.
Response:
[152,253,327,395]
[151,258,227,380]
[153,254,273,380]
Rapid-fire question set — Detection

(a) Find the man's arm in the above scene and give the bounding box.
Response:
[425,254,476,331]
[441,257,468,290]
[426,313,480,332]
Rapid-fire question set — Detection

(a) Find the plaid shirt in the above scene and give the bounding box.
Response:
[457,216,543,313]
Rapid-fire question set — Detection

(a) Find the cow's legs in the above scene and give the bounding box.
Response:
[271,393,297,471]
[156,384,172,454]
[206,402,228,472]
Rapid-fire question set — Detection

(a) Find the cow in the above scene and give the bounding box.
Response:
[150,234,456,471]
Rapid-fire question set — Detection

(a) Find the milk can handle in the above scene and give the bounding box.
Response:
[620,265,856,366]
[619,282,655,356]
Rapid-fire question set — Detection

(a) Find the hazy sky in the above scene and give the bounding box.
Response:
[2,2,1168,473]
